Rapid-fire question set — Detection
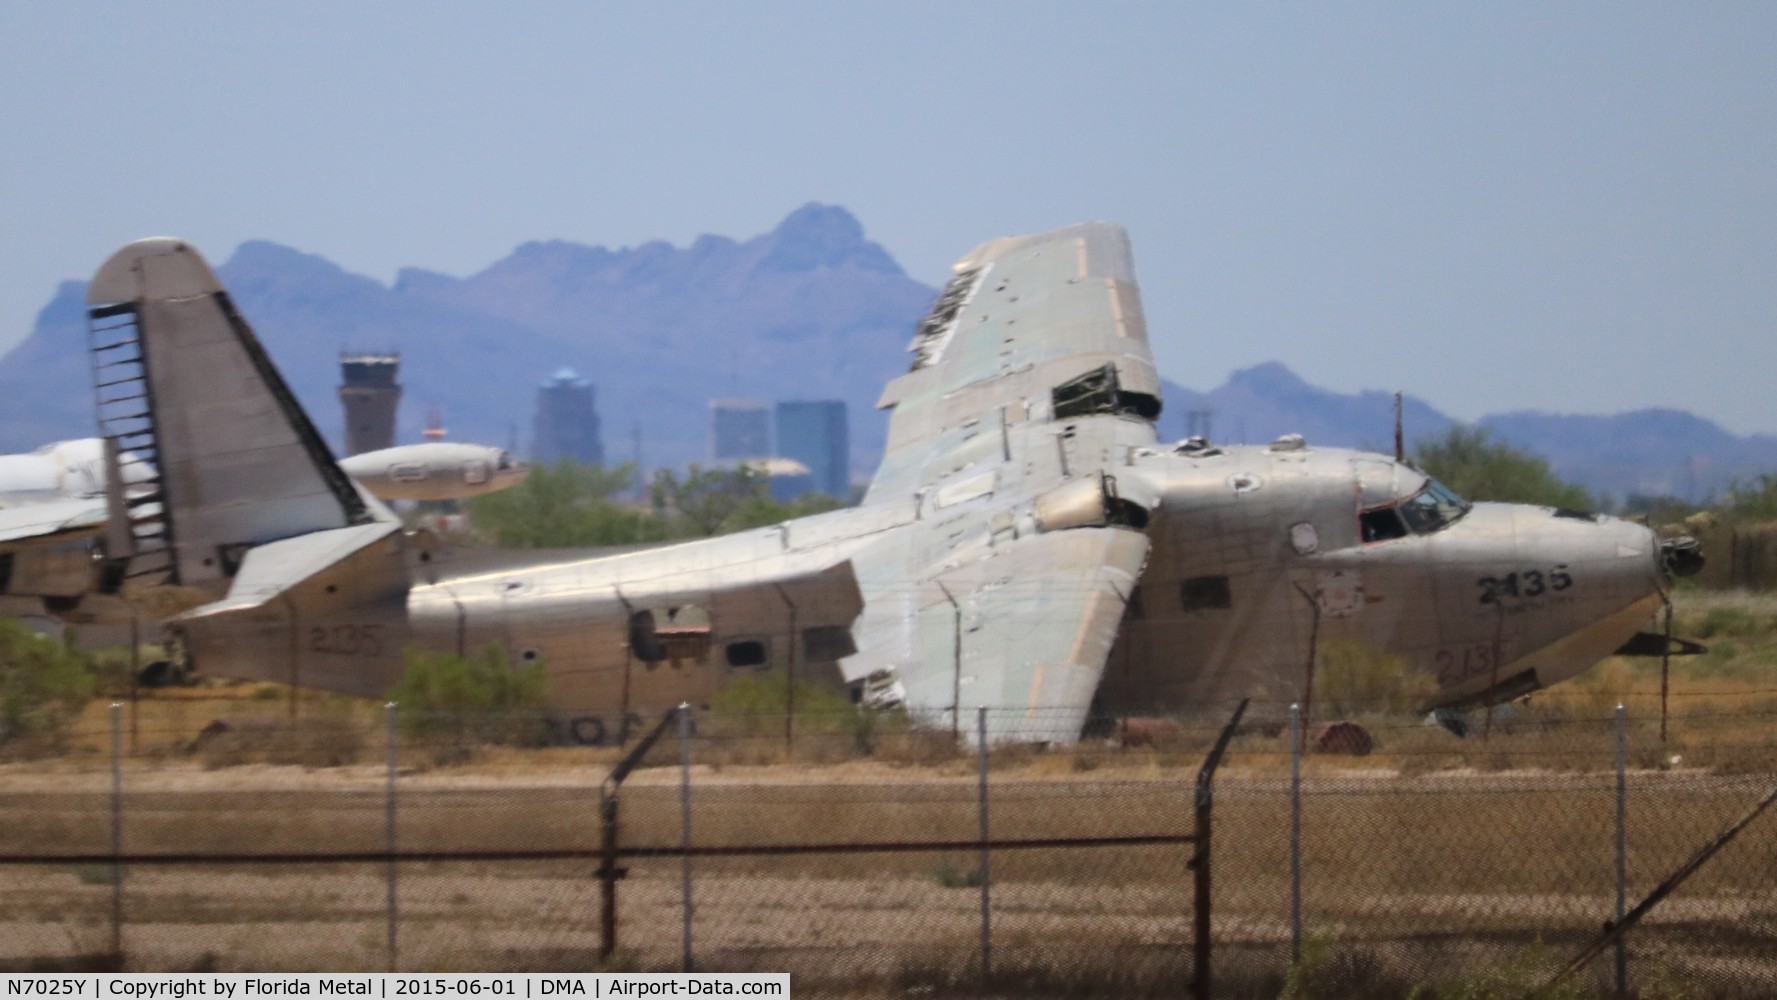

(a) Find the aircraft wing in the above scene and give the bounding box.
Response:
[866,222,1161,502]
[0,497,107,553]
[846,223,1163,741]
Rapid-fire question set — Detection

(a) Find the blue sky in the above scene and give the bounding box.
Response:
[3,3,1774,432]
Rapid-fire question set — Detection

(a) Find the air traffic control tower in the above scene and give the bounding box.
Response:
[338,352,402,456]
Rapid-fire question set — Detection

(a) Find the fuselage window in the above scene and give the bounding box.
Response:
[725,639,769,668]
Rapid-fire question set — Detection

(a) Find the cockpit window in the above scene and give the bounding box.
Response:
[496,451,517,471]
[1397,479,1471,535]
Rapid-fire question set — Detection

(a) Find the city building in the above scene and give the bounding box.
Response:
[775,400,849,499]
[711,399,770,461]
[337,353,401,456]
[532,368,605,465]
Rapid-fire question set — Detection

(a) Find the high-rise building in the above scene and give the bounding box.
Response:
[711,399,770,461]
[338,353,402,456]
[775,400,849,498]
[532,368,604,465]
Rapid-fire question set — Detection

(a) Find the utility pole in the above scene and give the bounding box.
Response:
[1393,391,1404,463]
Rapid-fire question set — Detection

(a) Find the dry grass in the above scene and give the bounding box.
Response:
[4,590,1776,989]
[48,588,1777,779]
[0,760,1770,991]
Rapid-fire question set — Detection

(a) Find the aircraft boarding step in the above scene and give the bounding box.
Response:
[85,305,173,580]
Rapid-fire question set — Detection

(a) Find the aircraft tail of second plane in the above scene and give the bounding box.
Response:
[84,238,402,600]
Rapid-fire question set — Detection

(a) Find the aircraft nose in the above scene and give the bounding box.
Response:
[1525,508,1665,604]
[1461,508,1670,694]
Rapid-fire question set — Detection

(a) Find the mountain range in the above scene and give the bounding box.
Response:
[2,204,1772,503]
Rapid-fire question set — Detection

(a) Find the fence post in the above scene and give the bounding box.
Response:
[109,702,123,961]
[773,583,798,752]
[1289,702,1302,965]
[599,785,620,961]
[1192,698,1250,1000]
[978,706,991,986]
[1615,703,1627,998]
[386,701,399,973]
[600,709,680,962]
[679,703,694,973]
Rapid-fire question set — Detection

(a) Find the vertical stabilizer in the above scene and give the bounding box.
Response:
[85,238,382,590]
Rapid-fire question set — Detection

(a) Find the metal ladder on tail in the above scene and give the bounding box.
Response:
[86,303,174,581]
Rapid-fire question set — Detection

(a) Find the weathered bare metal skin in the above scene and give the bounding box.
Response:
[60,227,1674,744]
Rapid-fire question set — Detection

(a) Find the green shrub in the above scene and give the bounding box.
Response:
[1412,425,1593,509]
[0,618,95,754]
[708,671,894,757]
[386,645,551,762]
[1695,605,1762,638]
[1316,639,1438,717]
[932,860,983,889]
[710,671,854,727]
[1425,942,1593,1000]
[80,645,150,699]
[1707,639,1740,663]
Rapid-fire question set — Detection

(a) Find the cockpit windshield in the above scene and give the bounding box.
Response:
[1397,479,1471,535]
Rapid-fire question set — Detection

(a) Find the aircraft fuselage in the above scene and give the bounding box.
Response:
[177,437,1666,742]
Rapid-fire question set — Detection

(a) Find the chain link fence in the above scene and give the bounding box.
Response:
[1,695,1775,998]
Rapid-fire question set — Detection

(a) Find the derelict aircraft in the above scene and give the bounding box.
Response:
[10,225,1700,743]
[0,436,526,628]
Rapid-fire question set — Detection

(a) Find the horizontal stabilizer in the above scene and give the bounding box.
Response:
[177,520,404,620]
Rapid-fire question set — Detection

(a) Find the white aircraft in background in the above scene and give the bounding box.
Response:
[1,437,525,510]
[0,437,526,632]
[338,441,528,502]
[0,439,148,552]
[0,438,154,503]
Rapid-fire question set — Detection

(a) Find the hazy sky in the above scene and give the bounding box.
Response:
[4,4,1774,433]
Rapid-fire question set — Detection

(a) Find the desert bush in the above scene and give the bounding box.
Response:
[1424,944,1595,1000]
[1316,639,1438,717]
[0,618,95,755]
[1412,425,1593,509]
[387,645,551,763]
[80,645,151,699]
[931,859,983,888]
[705,670,890,759]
